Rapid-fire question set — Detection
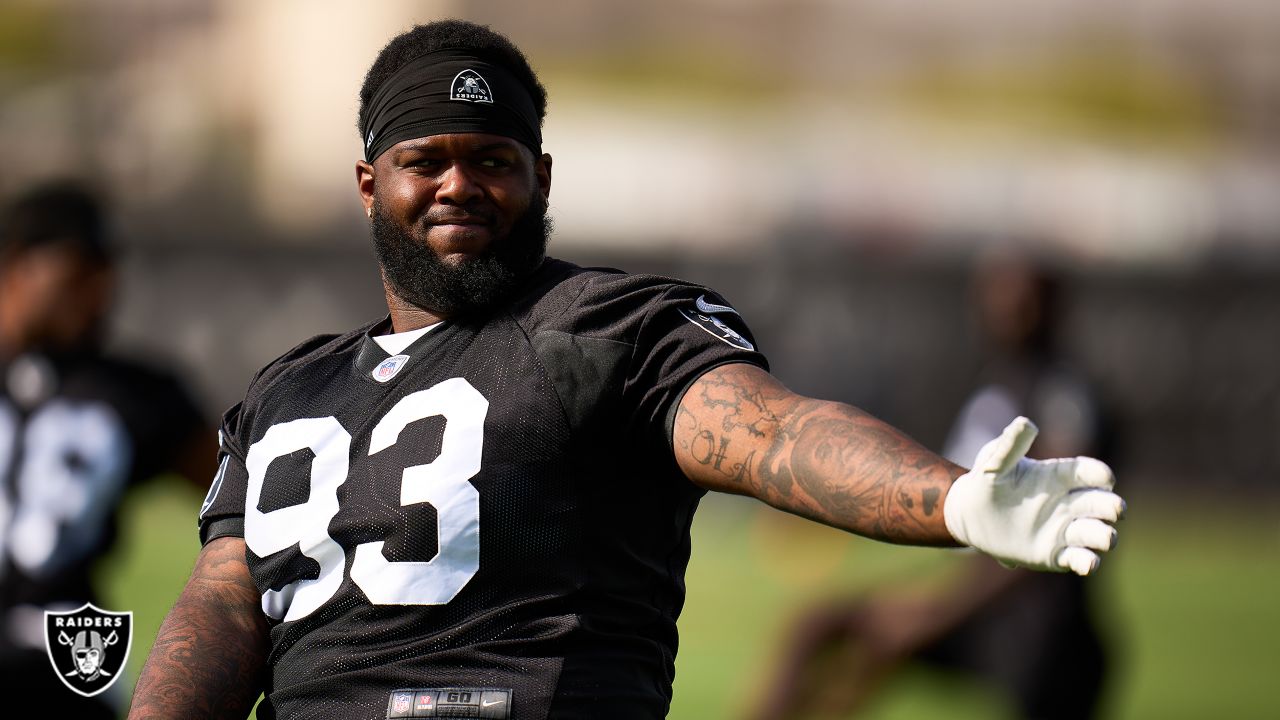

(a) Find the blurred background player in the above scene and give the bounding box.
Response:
[0,181,215,717]
[752,254,1113,720]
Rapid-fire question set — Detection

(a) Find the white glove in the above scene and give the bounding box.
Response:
[943,416,1125,576]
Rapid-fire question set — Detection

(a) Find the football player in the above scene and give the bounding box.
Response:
[128,20,1124,720]
[0,182,214,717]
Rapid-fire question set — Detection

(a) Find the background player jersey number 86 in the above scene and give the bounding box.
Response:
[244,377,488,622]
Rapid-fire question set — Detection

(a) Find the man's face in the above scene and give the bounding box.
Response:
[358,133,552,316]
[0,244,113,353]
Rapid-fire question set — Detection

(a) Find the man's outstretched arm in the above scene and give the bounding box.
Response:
[673,363,1124,572]
[128,537,270,720]
[673,362,962,546]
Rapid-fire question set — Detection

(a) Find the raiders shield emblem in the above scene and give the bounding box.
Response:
[44,603,133,697]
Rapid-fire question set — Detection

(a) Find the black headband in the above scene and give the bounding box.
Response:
[360,49,542,162]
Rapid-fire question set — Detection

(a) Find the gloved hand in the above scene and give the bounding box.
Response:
[943,416,1125,575]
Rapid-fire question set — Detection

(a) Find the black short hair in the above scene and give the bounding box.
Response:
[358,19,548,140]
[0,181,112,264]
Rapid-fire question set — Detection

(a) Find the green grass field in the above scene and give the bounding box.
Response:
[98,482,1278,719]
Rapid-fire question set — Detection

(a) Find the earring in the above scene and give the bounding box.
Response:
[366,207,373,219]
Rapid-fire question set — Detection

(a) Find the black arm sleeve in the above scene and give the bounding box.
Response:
[198,402,250,544]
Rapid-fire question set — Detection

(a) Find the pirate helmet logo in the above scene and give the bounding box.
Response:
[44,603,133,697]
[450,69,494,104]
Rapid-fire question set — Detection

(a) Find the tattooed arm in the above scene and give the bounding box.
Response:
[673,363,963,546]
[128,537,269,720]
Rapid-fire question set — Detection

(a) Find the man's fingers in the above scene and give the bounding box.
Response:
[1058,515,1118,575]
[1068,489,1126,523]
[1071,456,1116,490]
[974,416,1039,476]
[1064,517,1117,553]
[1056,546,1101,576]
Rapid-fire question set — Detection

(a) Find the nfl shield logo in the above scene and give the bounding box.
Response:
[390,691,414,716]
[44,603,133,698]
[372,354,410,383]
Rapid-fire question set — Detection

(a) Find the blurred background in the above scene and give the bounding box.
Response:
[1,0,1276,718]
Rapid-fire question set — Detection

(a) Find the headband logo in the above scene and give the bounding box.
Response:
[450,69,493,104]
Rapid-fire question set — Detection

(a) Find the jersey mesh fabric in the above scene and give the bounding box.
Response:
[199,258,768,720]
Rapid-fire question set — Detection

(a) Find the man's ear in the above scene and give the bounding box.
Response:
[535,153,552,202]
[356,160,376,218]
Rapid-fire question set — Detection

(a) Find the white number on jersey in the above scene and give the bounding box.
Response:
[245,417,350,622]
[244,377,489,621]
[352,378,486,605]
[0,399,131,579]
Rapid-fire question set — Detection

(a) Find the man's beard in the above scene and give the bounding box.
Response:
[370,194,551,317]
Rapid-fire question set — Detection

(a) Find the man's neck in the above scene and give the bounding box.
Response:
[384,290,446,333]
[0,321,30,362]
[0,295,28,359]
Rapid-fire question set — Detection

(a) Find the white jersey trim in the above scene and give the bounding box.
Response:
[373,323,440,356]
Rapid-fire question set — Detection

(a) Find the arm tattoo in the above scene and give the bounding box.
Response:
[128,538,269,720]
[675,364,964,545]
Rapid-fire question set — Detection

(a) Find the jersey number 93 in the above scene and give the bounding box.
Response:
[243,377,488,622]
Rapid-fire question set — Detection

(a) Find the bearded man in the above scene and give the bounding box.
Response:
[128,19,1124,720]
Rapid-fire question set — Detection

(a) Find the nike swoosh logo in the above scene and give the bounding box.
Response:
[695,294,738,316]
[481,699,505,707]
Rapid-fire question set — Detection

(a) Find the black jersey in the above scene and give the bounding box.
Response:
[0,350,206,660]
[199,258,767,720]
